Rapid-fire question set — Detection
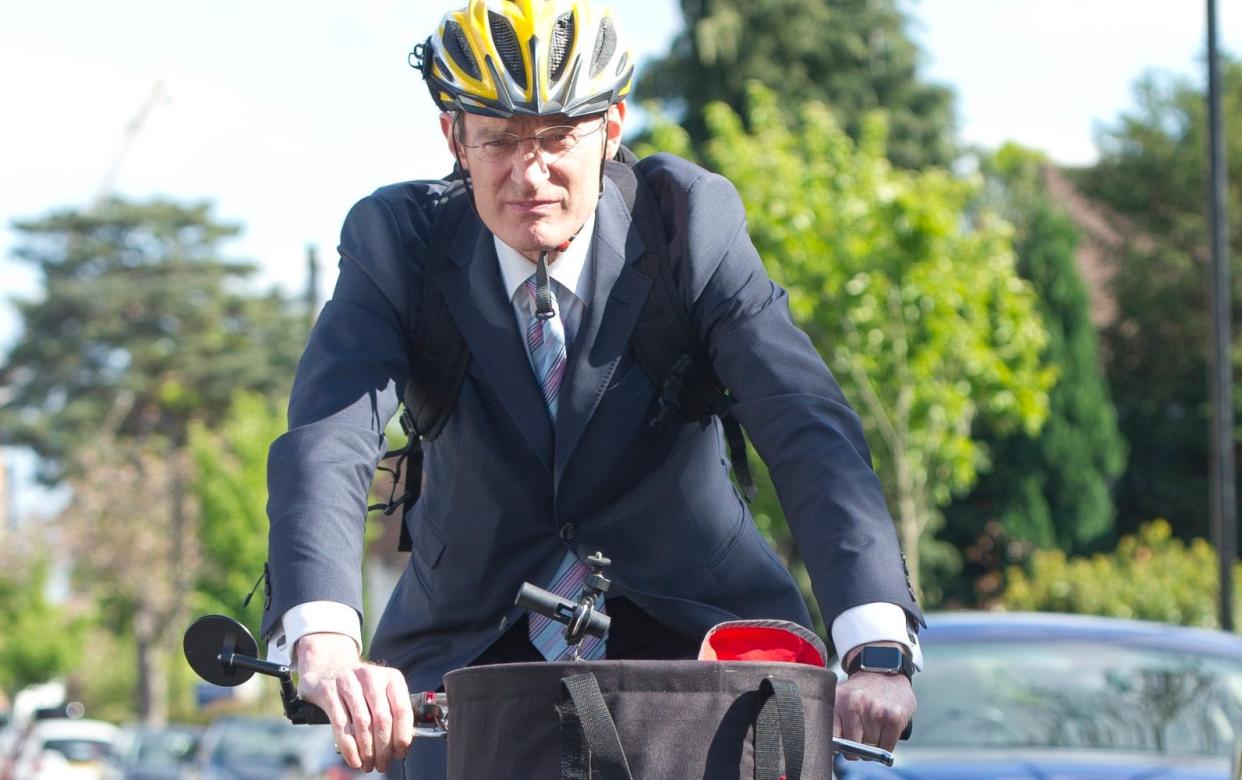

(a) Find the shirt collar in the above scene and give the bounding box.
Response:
[495,212,596,306]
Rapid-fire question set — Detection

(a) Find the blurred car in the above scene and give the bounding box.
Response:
[285,725,368,780]
[7,717,119,780]
[193,717,360,780]
[837,612,1242,779]
[102,724,202,780]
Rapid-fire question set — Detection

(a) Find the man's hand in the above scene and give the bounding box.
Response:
[295,632,415,774]
[834,643,917,756]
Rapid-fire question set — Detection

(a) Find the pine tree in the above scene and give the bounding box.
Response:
[943,145,1127,603]
[638,0,956,168]
[0,197,306,722]
[1073,58,1242,542]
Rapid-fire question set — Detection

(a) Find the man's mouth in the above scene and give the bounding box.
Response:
[508,199,560,213]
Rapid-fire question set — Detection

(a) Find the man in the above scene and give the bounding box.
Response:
[262,0,923,776]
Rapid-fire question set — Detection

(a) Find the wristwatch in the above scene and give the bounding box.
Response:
[844,645,915,680]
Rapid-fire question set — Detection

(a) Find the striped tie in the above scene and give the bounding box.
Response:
[522,275,606,661]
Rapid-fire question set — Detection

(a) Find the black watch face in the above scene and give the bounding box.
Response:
[861,645,904,672]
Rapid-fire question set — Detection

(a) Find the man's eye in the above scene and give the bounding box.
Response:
[482,139,518,152]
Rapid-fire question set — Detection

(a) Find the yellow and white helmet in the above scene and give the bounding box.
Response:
[415,0,633,118]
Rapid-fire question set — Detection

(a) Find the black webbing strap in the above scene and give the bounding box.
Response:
[375,179,473,552]
[405,181,473,442]
[754,677,806,780]
[613,159,758,502]
[557,673,634,780]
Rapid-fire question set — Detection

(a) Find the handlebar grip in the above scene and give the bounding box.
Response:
[516,583,570,617]
[832,737,894,766]
[287,700,330,725]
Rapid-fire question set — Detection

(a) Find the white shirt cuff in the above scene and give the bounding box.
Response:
[265,601,363,668]
[830,602,923,672]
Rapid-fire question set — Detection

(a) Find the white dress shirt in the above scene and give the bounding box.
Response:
[269,214,921,672]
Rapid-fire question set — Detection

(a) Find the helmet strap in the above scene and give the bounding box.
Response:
[450,113,483,222]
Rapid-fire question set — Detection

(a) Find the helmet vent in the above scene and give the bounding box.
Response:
[549,12,575,82]
[444,20,481,80]
[589,17,616,78]
[488,12,527,89]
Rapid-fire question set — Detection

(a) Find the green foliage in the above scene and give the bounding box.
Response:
[190,392,289,641]
[943,144,1127,579]
[639,0,956,168]
[0,197,307,478]
[0,555,87,695]
[1073,57,1242,542]
[1003,520,1241,629]
[670,84,1052,599]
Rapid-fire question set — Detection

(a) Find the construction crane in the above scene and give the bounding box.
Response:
[92,79,169,210]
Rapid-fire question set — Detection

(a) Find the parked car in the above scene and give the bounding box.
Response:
[194,717,349,780]
[837,612,1242,779]
[102,723,201,780]
[6,717,119,780]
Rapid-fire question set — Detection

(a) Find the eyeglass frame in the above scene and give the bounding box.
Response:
[452,113,608,164]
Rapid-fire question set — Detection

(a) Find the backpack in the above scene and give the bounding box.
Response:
[371,148,756,552]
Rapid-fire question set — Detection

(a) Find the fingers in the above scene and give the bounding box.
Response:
[295,635,411,774]
[336,671,375,771]
[387,668,416,759]
[834,673,917,758]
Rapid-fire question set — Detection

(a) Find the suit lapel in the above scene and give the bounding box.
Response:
[443,212,554,469]
[554,183,652,480]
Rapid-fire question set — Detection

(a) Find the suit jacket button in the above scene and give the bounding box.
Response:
[560,523,576,541]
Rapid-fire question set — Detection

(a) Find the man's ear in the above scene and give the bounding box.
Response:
[440,111,461,159]
[604,102,626,159]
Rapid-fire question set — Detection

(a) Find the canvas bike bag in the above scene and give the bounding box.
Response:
[371,148,758,550]
[443,659,836,780]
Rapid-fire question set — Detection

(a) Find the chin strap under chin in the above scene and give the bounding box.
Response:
[534,250,556,320]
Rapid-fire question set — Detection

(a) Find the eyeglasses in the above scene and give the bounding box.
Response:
[458,118,606,163]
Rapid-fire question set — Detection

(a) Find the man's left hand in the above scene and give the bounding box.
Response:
[834,646,916,755]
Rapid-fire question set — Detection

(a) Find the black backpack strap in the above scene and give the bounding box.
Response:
[404,181,473,440]
[609,160,758,501]
[557,673,634,780]
[368,178,474,552]
[753,676,806,780]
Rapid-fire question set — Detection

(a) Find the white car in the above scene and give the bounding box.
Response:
[9,718,118,780]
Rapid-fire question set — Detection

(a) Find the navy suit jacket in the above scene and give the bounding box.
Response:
[263,153,922,695]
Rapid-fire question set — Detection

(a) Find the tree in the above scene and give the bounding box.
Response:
[0,541,85,697]
[1073,57,1242,542]
[639,0,956,169]
[0,198,306,473]
[647,85,1052,601]
[0,197,307,722]
[190,392,289,642]
[57,436,195,725]
[942,144,1127,591]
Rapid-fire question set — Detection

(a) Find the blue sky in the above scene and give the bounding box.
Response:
[1,0,1239,519]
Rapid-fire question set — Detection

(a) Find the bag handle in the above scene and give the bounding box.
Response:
[557,673,634,780]
[754,676,806,780]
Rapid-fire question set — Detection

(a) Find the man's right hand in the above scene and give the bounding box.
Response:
[295,632,415,774]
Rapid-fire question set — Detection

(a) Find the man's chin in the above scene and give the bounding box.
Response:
[503,223,572,257]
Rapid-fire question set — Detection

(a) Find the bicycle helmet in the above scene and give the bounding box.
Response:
[414,0,633,118]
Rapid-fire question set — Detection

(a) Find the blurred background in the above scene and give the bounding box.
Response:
[2,0,1242,776]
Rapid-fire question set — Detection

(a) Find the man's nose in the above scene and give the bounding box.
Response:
[509,141,551,187]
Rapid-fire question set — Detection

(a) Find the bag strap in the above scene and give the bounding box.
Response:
[557,673,634,780]
[367,178,472,551]
[617,159,758,501]
[405,178,473,441]
[754,676,806,780]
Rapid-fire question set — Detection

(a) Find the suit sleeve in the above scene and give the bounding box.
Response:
[678,169,924,630]
[261,191,428,639]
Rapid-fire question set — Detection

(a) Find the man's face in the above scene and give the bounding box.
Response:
[441,104,626,260]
